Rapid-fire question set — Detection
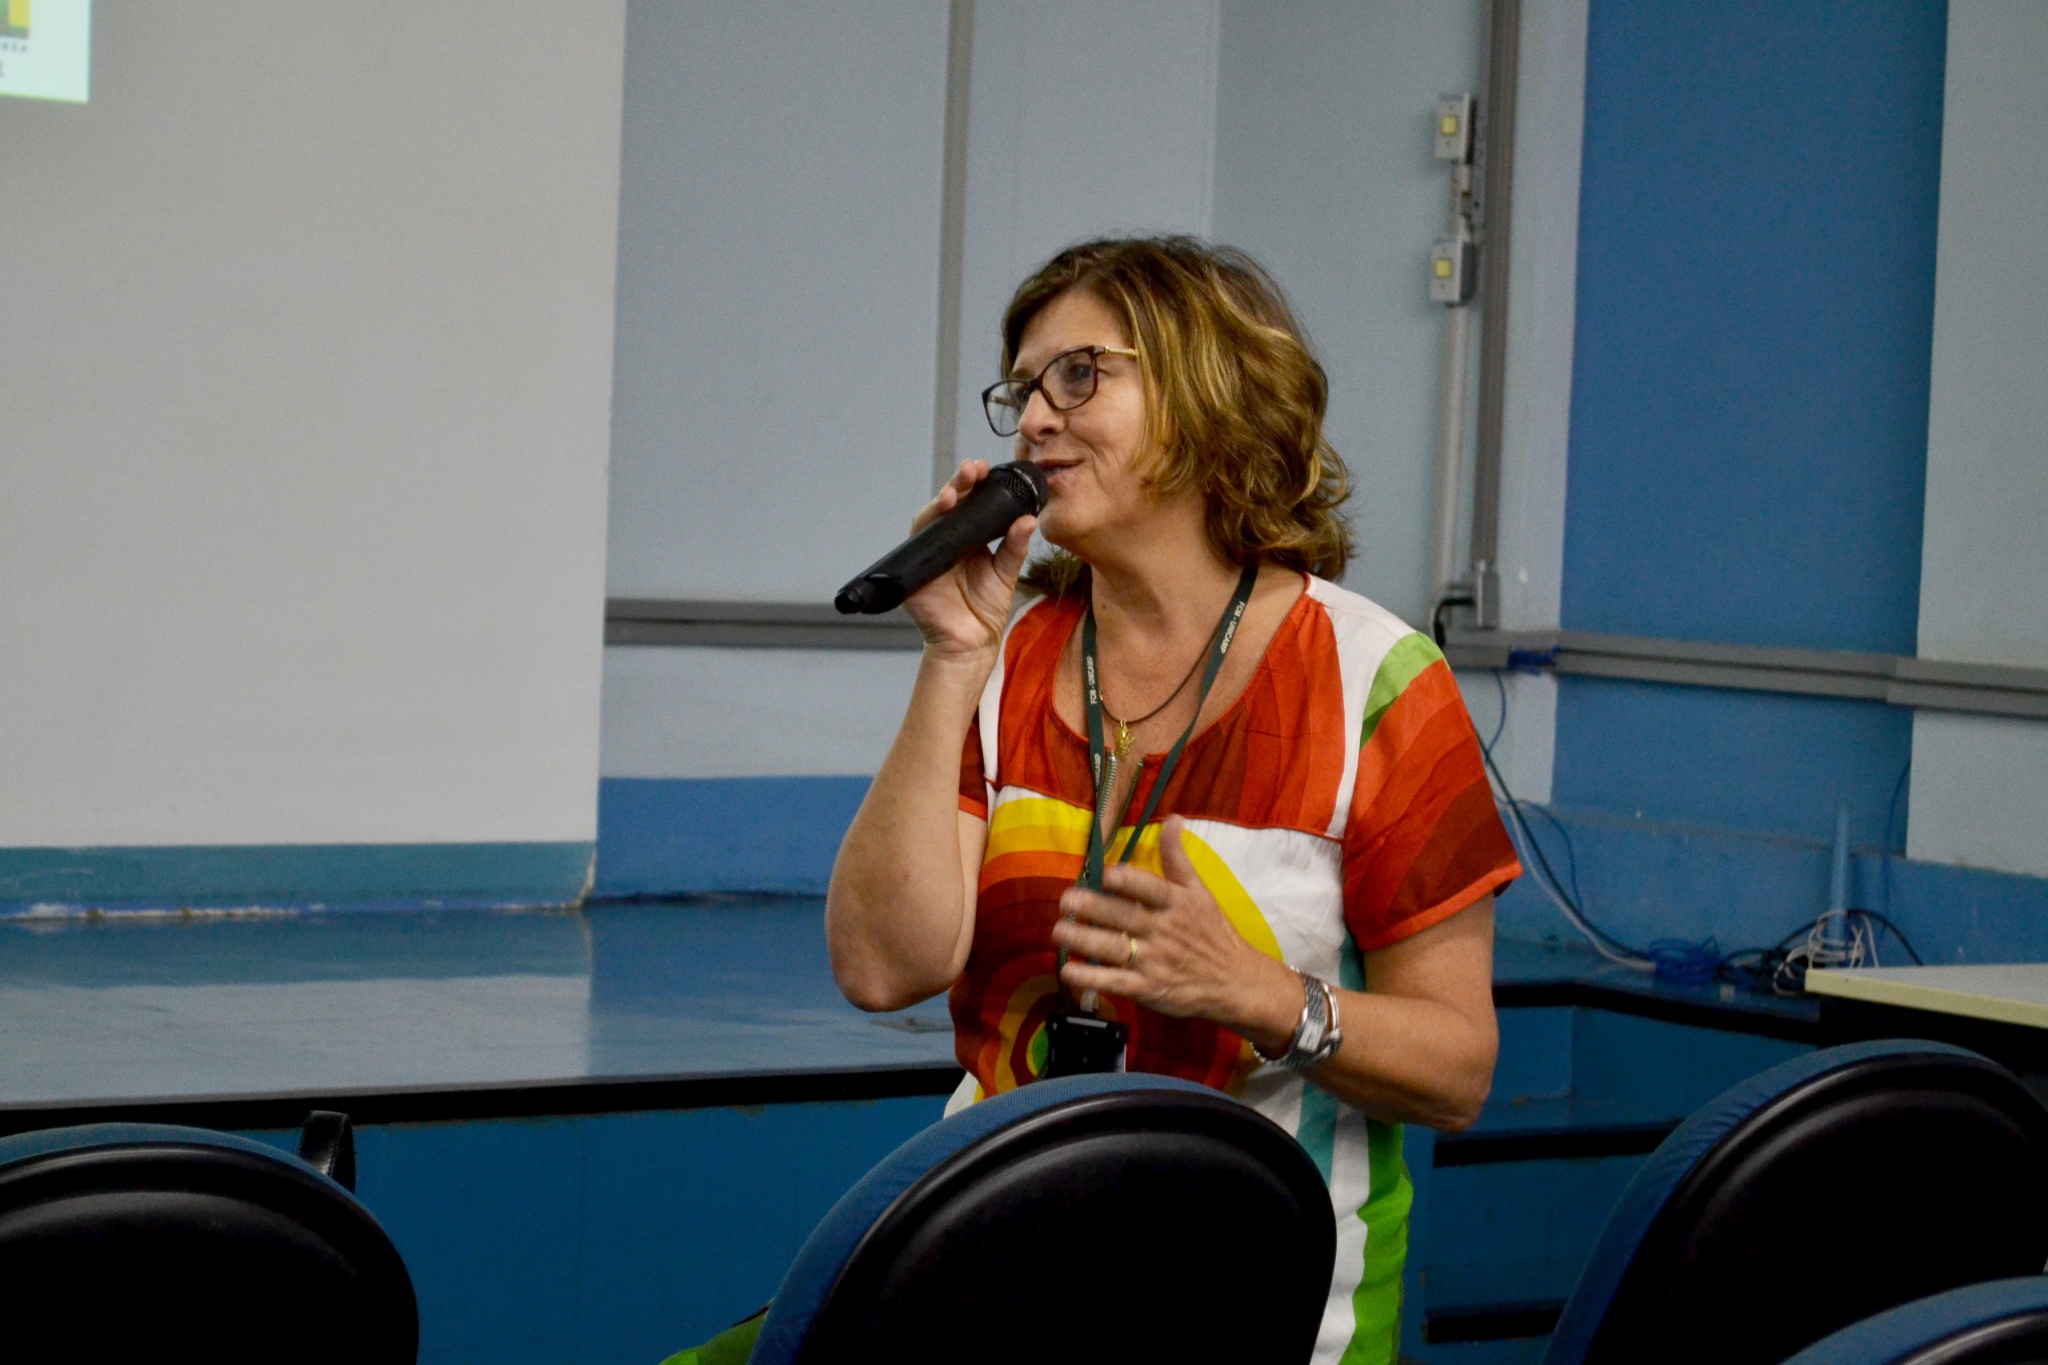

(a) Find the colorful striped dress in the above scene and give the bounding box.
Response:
[948,572,1520,1365]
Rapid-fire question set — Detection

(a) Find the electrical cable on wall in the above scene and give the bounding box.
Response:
[1478,671,1654,971]
[1474,669,1924,993]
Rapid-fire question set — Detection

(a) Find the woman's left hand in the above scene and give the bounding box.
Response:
[1052,816,1300,1042]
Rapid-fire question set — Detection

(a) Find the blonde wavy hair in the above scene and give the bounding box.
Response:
[1003,236,1352,595]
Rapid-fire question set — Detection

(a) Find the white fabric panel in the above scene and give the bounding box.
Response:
[0,1,623,846]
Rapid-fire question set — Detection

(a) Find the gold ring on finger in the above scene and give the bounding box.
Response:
[1124,934,1139,969]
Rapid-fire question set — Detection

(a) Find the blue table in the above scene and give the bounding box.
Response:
[0,901,958,1131]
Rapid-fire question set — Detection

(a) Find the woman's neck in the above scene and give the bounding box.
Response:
[1084,522,1242,650]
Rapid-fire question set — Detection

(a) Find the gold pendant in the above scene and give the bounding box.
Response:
[1114,721,1134,764]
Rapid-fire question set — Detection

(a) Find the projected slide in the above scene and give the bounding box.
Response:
[0,0,90,104]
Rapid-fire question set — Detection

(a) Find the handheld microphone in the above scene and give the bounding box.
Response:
[834,460,1050,615]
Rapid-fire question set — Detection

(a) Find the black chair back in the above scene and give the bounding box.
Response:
[1783,1277,2048,1365]
[1577,1043,2048,1365]
[778,1076,1335,1365]
[0,1116,417,1363]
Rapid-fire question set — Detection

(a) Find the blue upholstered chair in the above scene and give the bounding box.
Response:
[1782,1277,2048,1365]
[748,1072,1335,1365]
[1544,1040,2048,1365]
[0,1113,417,1363]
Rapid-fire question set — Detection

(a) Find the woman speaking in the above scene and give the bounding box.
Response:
[827,236,1520,1364]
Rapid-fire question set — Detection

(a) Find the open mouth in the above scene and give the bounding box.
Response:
[1031,456,1083,489]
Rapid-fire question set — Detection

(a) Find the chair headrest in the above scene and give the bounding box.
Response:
[1781,1276,2048,1365]
[0,1120,417,1363]
[757,1074,1336,1365]
[1551,1040,2048,1365]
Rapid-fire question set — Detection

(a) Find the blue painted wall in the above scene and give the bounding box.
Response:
[1511,0,1999,957]
[1552,680,1911,849]
[594,777,867,899]
[1563,0,1947,653]
[252,1097,945,1365]
[0,842,594,915]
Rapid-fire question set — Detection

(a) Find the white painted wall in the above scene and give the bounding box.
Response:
[1208,0,1582,803]
[604,0,1223,782]
[1457,0,1589,808]
[946,0,1222,471]
[1911,714,2048,880]
[0,1,624,847]
[604,0,951,604]
[1492,0,1587,639]
[600,1,1589,794]
[1212,0,1486,629]
[601,648,922,779]
[1907,0,2048,879]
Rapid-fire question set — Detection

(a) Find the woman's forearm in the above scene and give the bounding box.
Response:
[1228,956,1496,1131]
[1228,902,1499,1132]
[1305,987,1497,1131]
[826,648,993,1011]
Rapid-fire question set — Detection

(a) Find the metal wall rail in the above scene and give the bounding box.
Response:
[1442,627,2048,721]
[602,599,2048,722]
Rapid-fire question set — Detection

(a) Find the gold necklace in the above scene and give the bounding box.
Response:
[1100,645,1209,767]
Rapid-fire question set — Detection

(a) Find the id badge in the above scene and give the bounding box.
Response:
[1043,1009,1128,1078]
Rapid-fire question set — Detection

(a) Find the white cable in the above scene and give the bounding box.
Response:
[1476,673,1653,972]
[1493,793,1654,972]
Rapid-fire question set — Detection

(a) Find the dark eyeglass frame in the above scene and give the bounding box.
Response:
[981,345,1140,438]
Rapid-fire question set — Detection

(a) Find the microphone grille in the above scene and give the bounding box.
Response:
[997,459,1051,513]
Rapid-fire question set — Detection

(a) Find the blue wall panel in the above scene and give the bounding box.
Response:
[595,777,869,898]
[1563,0,1947,652]
[358,1120,588,1365]
[1552,676,1912,846]
[252,1097,945,1365]
[1494,800,2048,963]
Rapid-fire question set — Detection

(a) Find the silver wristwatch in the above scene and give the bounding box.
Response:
[1251,970,1344,1071]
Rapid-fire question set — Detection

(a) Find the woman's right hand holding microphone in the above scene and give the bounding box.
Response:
[901,460,1038,662]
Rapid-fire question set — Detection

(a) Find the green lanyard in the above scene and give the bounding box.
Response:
[1077,562,1259,893]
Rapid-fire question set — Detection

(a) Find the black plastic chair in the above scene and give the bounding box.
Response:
[747,1072,1336,1365]
[0,1111,417,1363]
[1543,1040,2048,1365]
[1783,1277,2048,1365]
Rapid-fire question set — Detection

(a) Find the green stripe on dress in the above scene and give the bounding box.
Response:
[1359,633,1445,749]
[1338,937,1410,1365]
[1346,1120,1412,1365]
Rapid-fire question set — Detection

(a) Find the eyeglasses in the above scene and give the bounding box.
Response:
[981,345,1139,438]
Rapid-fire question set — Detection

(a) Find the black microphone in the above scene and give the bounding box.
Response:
[834,460,1050,615]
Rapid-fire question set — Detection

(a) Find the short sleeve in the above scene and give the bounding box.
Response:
[1342,634,1520,951]
[959,714,989,821]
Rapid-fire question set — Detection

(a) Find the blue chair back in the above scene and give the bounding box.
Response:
[0,1116,417,1362]
[1545,1040,2048,1365]
[750,1073,1336,1365]
[1782,1278,2048,1365]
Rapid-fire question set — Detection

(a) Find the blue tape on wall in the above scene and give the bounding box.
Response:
[1564,0,1947,653]
[0,841,594,915]
[594,776,870,899]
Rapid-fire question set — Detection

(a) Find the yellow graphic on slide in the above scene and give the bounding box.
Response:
[4,0,28,41]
